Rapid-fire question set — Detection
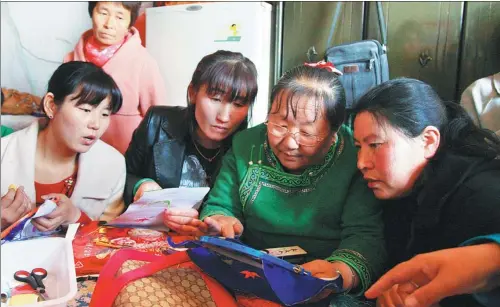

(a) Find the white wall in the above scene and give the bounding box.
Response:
[1,2,91,96]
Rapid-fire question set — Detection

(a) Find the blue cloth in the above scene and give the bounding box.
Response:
[170,236,344,306]
[460,234,500,307]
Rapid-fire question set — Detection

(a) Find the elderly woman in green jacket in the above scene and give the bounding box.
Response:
[164,63,387,303]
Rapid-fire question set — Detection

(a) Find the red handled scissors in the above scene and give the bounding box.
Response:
[13,268,49,299]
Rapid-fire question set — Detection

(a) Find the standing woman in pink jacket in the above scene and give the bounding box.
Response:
[65,1,167,154]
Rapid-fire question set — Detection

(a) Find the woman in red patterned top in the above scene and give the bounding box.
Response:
[1,61,126,231]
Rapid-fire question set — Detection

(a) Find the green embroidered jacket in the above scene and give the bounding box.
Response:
[200,124,386,294]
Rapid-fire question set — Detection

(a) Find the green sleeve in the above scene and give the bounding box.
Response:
[1,126,14,137]
[199,148,243,221]
[326,173,387,296]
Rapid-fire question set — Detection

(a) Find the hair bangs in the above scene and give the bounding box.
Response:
[203,61,258,105]
[72,72,122,114]
[270,87,325,124]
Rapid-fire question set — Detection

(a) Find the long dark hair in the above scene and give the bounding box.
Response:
[187,50,258,147]
[270,65,346,132]
[43,61,122,115]
[351,78,500,159]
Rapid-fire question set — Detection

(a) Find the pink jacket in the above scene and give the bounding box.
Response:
[64,27,167,154]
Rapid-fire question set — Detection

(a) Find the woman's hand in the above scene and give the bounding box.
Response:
[302,260,359,291]
[366,244,500,307]
[375,283,421,307]
[163,207,209,236]
[31,194,80,231]
[134,180,162,202]
[204,215,244,238]
[301,260,355,302]
[1,186,34,230]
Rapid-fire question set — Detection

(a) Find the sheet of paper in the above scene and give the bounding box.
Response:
[31,200,57,218]
[107,187,210,228]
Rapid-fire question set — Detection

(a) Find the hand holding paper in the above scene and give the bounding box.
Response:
[107,187,210,230]
[163,208,209,236]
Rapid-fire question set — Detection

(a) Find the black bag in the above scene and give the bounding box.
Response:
[325,2,389,109]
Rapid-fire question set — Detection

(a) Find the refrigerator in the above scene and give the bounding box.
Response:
[146,2,273,127]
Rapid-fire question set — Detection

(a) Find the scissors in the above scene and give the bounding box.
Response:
[13,268,49,300]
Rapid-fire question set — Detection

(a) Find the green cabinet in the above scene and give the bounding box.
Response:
[282,1,364,73]
[282,1,500,101]
[365,2,463,101]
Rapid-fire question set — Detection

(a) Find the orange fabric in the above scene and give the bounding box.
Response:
[34,172,91,223]
[76,211,92,225]
[134,13,146,47]
[34,172,77,205]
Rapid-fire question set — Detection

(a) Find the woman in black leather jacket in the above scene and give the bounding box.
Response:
[124,50,258,205]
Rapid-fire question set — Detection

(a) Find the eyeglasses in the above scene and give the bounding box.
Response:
[265,122,326,147]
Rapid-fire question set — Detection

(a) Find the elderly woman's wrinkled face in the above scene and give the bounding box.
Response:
[267,92,336,174]
[92,2,131,46]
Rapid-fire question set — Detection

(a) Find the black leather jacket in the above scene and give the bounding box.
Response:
[124,106,192,205]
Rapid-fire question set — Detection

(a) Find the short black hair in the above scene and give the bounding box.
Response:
[45,61,122,114]
[88,1,142,28]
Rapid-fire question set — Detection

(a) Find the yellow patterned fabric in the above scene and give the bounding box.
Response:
[113,260,218,307]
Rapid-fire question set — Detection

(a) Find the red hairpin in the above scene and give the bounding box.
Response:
[304,60,343,76]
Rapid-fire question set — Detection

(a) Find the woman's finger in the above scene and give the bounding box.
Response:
[15,201,28,217]
[11,188,26,211]
[31,218,51,232]
[388,285,405,307]
[221,223,235,238]
[164,215,200,226]
[41,193,66,203]
[233,221,244,236]
[204,217,222,234]
[167,221,207,236]
[45,205,66,219]
[366,259,424,299]
[2,189,18,210]
[164,208,199,218]
[378,290,396,307]
[166,218,206,231]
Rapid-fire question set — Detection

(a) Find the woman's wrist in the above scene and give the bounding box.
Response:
[70,207,82,224]
[330,261,359,292]
[133,178,155,197]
